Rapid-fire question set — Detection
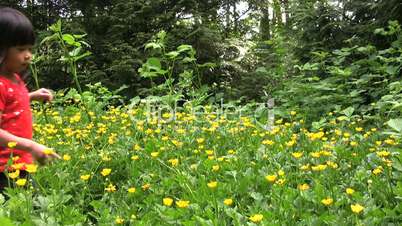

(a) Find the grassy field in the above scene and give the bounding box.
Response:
[0,97,401,225]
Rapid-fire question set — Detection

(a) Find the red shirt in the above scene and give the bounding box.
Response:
[0,73,33,171]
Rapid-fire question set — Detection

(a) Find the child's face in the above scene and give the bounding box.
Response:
[1,45,33,74]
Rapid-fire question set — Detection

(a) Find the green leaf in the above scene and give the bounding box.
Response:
[62,34,76,46]
[166,51,179,59]
[40,33,58,45]
[342,107,355,117]
[147,57,162,70]
[145,43,161,50]
[387,118,402,133]
[177,44,193,52]
[73,51,92,61]
[69,47,82,57]
[0,217,15,226]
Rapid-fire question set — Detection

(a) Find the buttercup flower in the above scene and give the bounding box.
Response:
[115,216,124,224]
[298,183,310,191]
[249,214,263,223]
[16,178,27,186]
[163,197,173,206]
[25,164,38,173]
[101,168,112,176]
[207,181,218,189]
[321,198,333,206]
[176,200,190,208]
[80,174,90,181]
[346,188,355,195]
[63,154,71,161]
[351,204,364,214]
[7,141,17,148]
[8,170,20,179]
[223,198,233,206]
[265,175,277,183]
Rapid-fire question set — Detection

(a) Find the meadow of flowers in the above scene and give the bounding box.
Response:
[0,90,401,225]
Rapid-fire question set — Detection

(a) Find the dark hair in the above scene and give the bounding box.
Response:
[0,7,35,51]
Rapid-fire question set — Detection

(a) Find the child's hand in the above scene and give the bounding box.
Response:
[29,142,61,164]
[29,88,54,102]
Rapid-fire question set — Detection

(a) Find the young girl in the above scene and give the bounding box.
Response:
[0,7,60,189]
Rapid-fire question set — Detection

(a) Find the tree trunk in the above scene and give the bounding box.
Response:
[273,0,282,28]
[260,6,271,40]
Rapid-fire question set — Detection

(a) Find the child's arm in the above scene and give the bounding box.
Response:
[29,88,53,102]
[0,128,60,161]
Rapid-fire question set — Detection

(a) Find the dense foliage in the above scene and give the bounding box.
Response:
[0,1,402,224]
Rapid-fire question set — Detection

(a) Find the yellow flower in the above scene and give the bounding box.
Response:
[16,178,27,186]
[80,174,90,181]
[127,187,136,193]
[300,164,310,171]
[115,216,124,224]
[291,152,303,159]
[372,166,383,175]
[298,183,310,191]
[212,165,220,171]
[355,127,363,132]
[265,175,277,183]
[278,170,285,176]
[163,197,174,206]
[207,181,218,189]
[176,200,190,208]
[249,214,263,223]
[25,164,38,173]
[43,149,55,155]
[151,152,159,158]
[262,139,274,145]
[276,178,286,185]
[285,140,295,147]
[7,141,17,148]
[351,204,364,214]
[12,156,20,162]
[168,158,179,167]
[133,144,141,151]
[321,198,333,206]
[8,170,20,179]
[223,198,233,206]
[311,164,327,171]
[196,138,205,144]
[346,188,355,195]
[100,168,112,177]
[376,151,390,158]
[131,155,139,160]
[63,154,71,161]
[290,111,297,116]
[142,183,151,191]
[105,183,116,192]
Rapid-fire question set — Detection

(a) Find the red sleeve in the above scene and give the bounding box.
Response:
[0,81,6,112]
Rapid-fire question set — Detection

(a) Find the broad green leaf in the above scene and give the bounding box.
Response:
[342,107,354,117]
[177,44,193,52]
[146,57,162,72]
[0,217,15,226]
[145,42,161,50]
[387,118,402,133]
[62,34,76,45]
[166,51,179,59]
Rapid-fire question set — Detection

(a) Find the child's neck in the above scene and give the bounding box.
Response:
[0,66,17,79]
